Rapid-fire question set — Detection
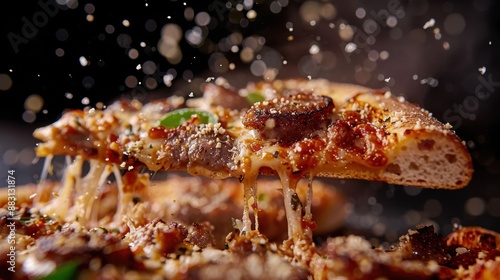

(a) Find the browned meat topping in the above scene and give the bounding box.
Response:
[242,93,334,145]
[226,231,270,256]
[126,219,188,259]
[186,222,216,249]
[400,225,451,264]
[148,123,236,175]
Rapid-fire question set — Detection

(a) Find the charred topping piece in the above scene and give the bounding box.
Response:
[242,93,335,145]
[400,225,451,264]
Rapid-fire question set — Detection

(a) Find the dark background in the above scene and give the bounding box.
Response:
[1,0,499,245]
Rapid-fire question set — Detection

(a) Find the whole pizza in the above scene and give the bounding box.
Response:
[2,78,497,280]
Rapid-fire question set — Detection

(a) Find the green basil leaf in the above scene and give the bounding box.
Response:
[41,260,79,280]
[245,92,265,104]
[159,109,219,128]
[258,193,265,202]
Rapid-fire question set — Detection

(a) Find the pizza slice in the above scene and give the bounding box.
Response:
[32,78,472,244]
[33,78,472,188]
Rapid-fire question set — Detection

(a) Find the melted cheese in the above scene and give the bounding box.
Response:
[305,176,313,221]
[42,155,84,220]
[90,164,113,224]
[277,170,304,241]
[113,164,125,224]
[35,154,53,204]
[73,159,106,224]
[39,154,53,185]
[241,174,258,233]
[36,154,146,228]
[235,128,315,246]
